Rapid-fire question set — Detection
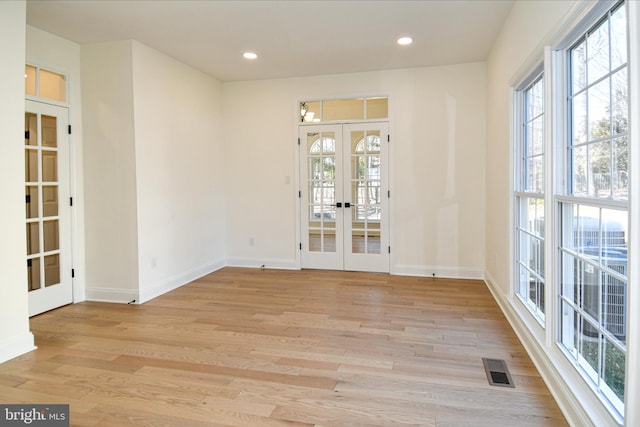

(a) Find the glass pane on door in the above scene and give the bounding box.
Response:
[26,186,39,218]
[42,151,58,181]
[42,115,58,147]
[44,254,61,287]
[25,111,62,293]
[27,258,41,291]
[307,131,336,253]
[42,185,58,217]
[350,130,382,254]
[26,222,39,255]
[43,220,59,252]
[25,150,38,181]
[25,112,37,146]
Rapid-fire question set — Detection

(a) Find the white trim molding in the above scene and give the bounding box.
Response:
[0,332,36,365]
[623,0,640,424]
[85,287,139,304]
[138,259,226,304]
[225,257,298,271]
[394,264,484,280]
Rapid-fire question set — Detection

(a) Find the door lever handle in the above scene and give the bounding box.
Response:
[336,202,342,208]
[345,202,351,208]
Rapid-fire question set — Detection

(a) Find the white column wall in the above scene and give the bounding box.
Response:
[131,41,226,303]
[0,0,35,363]
[81,41,140,303]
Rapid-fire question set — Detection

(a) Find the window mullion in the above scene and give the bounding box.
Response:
[544,46,558,348]
[555,194,628,210]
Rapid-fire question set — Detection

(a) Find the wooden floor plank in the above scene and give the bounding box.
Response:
[0,267,567,426]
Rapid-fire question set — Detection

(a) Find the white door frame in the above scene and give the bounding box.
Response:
[25,99,73,316]
[297,121,390,273]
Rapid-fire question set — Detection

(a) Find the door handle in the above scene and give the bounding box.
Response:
[345,202,351,208]
[336,202,342,208]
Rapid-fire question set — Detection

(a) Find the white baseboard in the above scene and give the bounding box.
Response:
[85,261,481,306]
[393,264,485,280]
[85,259,226,304]
[0,331,36,364]
[225,257,298,270]
[223,260,483,280]
[138,259,226,304]
[85,287,139,304]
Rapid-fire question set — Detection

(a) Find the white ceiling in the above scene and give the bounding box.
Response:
[26,0,514,82]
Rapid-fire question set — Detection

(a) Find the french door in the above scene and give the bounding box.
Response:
[300,122,389,272]
[25,100,73,316]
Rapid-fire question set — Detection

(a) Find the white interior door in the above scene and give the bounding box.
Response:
[25,100,73,316]
[300,122,389,272]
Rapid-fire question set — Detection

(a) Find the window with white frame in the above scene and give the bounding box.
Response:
[514,73,546,321]
[558,0,628,416]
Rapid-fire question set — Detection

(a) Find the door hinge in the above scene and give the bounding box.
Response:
[26,194,31,204]
[297,138,300,145]
[68,125,72,135]
[388,246,391,254]
[298,190,302,198]
[27,259,32,267]
[387,190,390,198]
[299,243,302,250]
[387,134,390,143]
[69,197,73,207]
[71,268,75,278]
[25,130,30,140]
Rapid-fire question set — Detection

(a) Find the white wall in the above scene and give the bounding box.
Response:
[222,63,486,276]
[81,40,226,303]
[26,25,86,302]
[389,65,486,278]
[0,0,35,363]
[131,41,226,302]
[485,0,576,294]
[81,41,140,302]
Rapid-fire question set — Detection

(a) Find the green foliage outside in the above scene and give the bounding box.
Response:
[582,338,625,401]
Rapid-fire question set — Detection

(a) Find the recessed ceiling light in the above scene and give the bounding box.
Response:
[397,37,413,46]
[243,52,258,60]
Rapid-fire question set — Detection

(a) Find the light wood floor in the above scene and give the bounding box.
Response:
[0,268,567,426]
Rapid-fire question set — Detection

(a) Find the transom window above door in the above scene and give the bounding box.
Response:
[300,97,388,123]
[25,65,67,103]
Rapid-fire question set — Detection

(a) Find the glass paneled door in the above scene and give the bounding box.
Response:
[25,100,72,316]
[300,122,389,272]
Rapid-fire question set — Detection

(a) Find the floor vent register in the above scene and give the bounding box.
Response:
[482,357,515,388]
